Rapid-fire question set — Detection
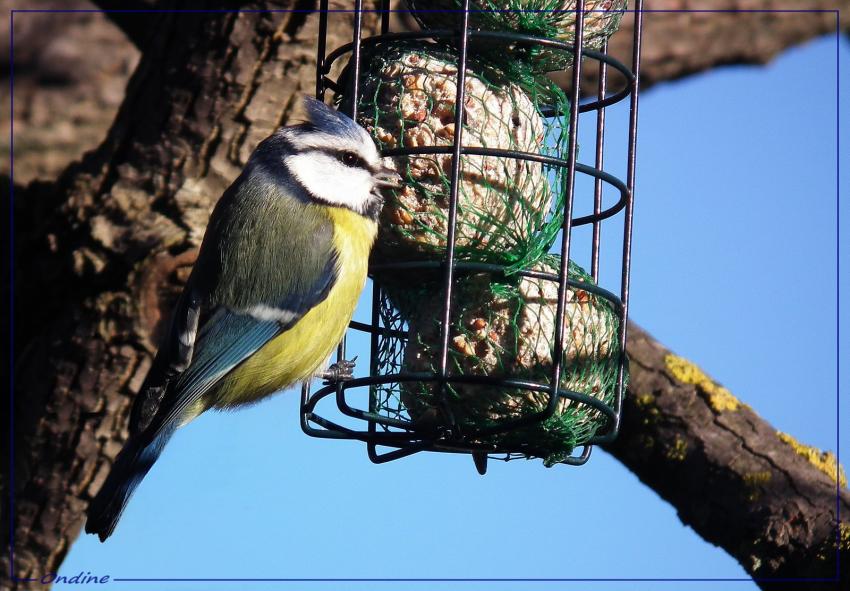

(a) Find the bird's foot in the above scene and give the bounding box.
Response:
[321,356,357,385]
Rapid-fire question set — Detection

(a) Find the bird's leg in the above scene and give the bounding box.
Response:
[321,356,358,385]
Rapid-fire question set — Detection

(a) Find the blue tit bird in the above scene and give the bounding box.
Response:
[85,96,399,541]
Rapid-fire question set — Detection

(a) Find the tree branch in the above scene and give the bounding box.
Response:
[593,0,850,93]
[604,324,848,588]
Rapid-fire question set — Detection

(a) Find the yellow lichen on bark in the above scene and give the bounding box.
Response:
[742,471,772,502]
[815,522,850,562]
[666,436,688,461]
[777,432,847,488]
[664,354,740,412]
[635,393,655,407]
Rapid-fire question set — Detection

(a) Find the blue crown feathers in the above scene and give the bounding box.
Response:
[303,96,364,142]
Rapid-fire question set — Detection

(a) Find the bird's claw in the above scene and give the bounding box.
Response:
[321,356,358,385]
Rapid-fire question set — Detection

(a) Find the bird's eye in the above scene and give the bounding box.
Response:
[339,151,363,168]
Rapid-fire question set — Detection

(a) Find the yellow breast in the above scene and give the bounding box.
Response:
[209,206,377,409]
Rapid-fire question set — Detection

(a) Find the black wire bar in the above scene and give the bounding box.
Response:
[301,0,643,467]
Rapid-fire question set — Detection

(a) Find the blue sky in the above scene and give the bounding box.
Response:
[44,21,847,591]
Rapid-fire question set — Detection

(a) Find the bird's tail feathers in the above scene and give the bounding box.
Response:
[84,425,176,542]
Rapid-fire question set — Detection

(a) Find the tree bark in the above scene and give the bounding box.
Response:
[88,1,162,51]
[585,0,850,92]
[604,324,848,588]
[3,1,847,589]
[6,2,382,586]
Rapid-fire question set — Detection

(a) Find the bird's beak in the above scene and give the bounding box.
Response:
[373,166,403,190]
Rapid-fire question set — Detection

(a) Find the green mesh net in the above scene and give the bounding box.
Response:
[338,40,570,272]
[372,256,624,466]
[404,0,628,72]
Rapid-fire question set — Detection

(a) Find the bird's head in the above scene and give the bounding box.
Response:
[253,96,399,220]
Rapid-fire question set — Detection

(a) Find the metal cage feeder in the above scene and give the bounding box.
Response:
[301,0,643,470]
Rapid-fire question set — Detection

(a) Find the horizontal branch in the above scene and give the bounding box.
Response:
[605,323,848,587]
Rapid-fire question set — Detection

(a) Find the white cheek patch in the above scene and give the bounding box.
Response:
[287,152,374,212]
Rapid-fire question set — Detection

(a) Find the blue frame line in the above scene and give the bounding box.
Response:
[835,9,843,585]
[108,577,834,583]
[7,8,14,586]
[6,6,843,586]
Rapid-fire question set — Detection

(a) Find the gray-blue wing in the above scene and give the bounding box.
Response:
[86,255,338,541]
[133,249,339,437]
